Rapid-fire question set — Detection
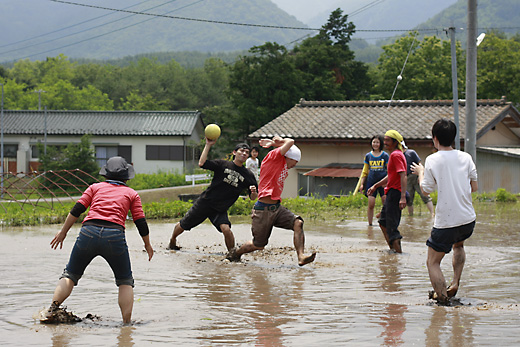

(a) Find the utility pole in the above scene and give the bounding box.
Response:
[1,83,4,196]
[33,89,46,111]
[448,26,461,150]
[465,0,477,160]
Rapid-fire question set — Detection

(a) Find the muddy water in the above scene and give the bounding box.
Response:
[1,204,519,346]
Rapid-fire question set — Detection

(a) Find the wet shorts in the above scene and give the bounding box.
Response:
[61,225,134,287]
[251,201,302,247]
[180,199,231,233]
[366,183,385,198]
[426,220,475,253]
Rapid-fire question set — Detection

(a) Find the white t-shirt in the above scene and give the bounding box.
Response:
[421,150,477,228]
[245,157,260,182]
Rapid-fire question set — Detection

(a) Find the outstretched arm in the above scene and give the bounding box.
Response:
[199,137,217,167]
[50,213,78,250]
[259,136,294,156]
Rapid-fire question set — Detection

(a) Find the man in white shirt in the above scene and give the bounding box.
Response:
[412,119,478,305]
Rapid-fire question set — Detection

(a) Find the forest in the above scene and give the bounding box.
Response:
[1,10,519,152]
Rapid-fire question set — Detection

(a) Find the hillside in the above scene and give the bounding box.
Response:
[417,0,520,40]
[0,0,309,62]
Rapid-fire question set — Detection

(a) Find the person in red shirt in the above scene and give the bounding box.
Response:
[40,157,153,324]
[229,136,316,266]
[367,130,407,253]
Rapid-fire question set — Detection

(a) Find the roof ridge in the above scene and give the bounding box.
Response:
[297,98,510,107]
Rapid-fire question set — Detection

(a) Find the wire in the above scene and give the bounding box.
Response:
[49,0,443,32]
[350,0,387,17]
[0,0,181,57]
[0,0,154,49]
[388,31,418,106]
[9,0,206,61]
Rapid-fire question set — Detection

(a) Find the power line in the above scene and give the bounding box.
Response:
[350,0,387,17]
[49,0,442,33]
[0,0,181,57]
[0,0,155,50]
[8,0,206,61]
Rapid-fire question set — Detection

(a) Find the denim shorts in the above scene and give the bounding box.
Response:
[426,220,475,253]
[61,224,134,287]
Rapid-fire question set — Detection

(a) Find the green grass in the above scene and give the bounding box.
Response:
[0,189,516,227]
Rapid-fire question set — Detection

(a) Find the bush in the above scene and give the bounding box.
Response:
[495,188,517,202]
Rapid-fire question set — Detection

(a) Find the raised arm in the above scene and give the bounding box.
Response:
[199,137,217,167]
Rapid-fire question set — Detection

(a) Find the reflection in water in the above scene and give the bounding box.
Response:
[425,307,475,346]
[378,253,407,346]
[50,326,75,347]
[247,269,304,347]
[117,325,135,347]
[195,262,304,346]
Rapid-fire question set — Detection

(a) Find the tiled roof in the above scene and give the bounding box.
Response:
[2,110,202,136]
[248,99,519,141]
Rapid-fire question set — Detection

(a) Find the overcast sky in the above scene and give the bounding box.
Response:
[270,0,341,23]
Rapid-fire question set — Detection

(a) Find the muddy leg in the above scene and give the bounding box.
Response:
[293,219,316,266]
[118,285,133,324]
[220,224,235,252]
[51,277,75,306]
[448,241,466,297]
[426,246,448,303]
[168,223,184,250]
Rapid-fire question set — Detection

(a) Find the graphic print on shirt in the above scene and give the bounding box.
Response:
[369,159,386,171]
[277,164,289,191]
[223,168,245,188]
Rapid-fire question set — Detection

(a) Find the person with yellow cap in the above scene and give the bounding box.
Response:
[367,130,408,253]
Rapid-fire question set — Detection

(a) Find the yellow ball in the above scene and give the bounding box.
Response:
[205,124,221,140]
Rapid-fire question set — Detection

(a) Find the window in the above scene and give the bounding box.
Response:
[146,145,184,160]
[3,144,18,158]
[96,145,132,167]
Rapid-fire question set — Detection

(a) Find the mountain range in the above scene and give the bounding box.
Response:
[1,0,519,63]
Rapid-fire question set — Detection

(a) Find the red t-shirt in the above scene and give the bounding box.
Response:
[77,182,145,227]
[258,148,289,201]
[385,150,406,194]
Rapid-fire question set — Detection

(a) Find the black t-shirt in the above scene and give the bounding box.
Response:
[199,159,258,212]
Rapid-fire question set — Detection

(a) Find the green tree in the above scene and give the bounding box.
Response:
[38,134,99,191]
[228,9,369,139]
[477,32,520,105]
[370,32,465,100]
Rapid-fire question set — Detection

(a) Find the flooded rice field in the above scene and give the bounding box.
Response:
[1,203,519,346]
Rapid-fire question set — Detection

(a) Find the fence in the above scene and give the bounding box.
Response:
[0,169,99,212]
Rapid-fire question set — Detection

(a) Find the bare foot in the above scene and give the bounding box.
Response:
[225,247,241,262]
[428,290,449,305]
[298,252,317,266]
[167,239,181,250]
[447,285,458,298]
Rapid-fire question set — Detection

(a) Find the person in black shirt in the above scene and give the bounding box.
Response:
[168,138,258,256]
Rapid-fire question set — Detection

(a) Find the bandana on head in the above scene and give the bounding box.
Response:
[385,130,404,151]
[285,145,301,161]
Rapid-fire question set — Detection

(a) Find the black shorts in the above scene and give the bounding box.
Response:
[179,199,231,233]
[378,188,403,242]
[426,220,475,253]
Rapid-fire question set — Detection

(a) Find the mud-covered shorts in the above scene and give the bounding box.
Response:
[251,201,301,247]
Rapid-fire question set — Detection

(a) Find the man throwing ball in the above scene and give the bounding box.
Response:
[168,137,258,257]
[229,136,316,266]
